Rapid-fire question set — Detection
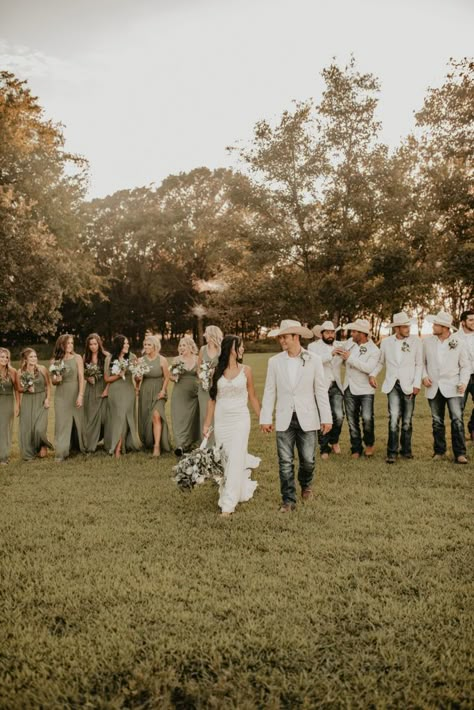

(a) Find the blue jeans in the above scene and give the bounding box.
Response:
[276,413,317,505]
[344,389,375,455]
[319,383,344,453]
[387,382,416,457]
[428,390,466,457]
[463,374,474,434]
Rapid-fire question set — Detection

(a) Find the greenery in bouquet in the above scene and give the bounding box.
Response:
[198,361,214,391]
[49,360,66,381]
[170,360,186,382]
[111,358,129,379]
[172,444,227,491]
[20,371,35,393]
[84,362,102,381]
[129,359,151,379]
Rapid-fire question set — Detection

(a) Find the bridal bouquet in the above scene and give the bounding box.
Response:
[111,358,128,379]
[198,361,214,391]
[84,363,102,381]
[170,360,186,382]
[129,359,151,379]
[49,360,66,381]
[173,431,227,491]
[20,371,35,393]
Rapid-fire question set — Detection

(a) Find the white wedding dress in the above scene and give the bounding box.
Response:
[215,366,260,513]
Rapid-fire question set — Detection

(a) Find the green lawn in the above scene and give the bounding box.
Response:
[0,354,472,708]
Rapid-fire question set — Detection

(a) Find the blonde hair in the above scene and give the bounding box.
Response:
[205,325,223,351]
[144,334,162,354]
[179,336,198,356]
[0,348,9,380]
[20,348,38,374]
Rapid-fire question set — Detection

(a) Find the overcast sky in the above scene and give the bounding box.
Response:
[1,0,472,198]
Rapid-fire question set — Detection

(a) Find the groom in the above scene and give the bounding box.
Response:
[260,320,332,512]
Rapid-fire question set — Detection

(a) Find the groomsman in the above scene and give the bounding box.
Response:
[422,310,470,464]
[309,321,344,459]
[335,319,379,459]
[458,310,474,442]
[369,312,422,463]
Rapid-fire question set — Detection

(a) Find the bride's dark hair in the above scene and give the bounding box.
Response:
[209,335,241,401]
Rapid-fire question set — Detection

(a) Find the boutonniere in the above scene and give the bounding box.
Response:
[448,339,458,350]
[401,341,410,353]
[359,345,367,355]
[300,351,310,366]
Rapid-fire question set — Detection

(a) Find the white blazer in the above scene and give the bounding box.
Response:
[343,338,380,396]
[422,335,470,399]
[260,350,332,432]
[308,340,344,392]
[370,334,422,395]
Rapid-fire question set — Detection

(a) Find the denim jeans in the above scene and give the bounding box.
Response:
[344,389,375,455]
[387,382,416,457]
[463,374,474,434]
[319,383,344,453]
[276,413,317,505]
[428,390,466,457]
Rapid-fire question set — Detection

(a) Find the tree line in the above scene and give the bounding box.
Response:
[1,57,472,349]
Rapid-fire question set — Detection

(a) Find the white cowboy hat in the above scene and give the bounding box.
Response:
[388,312,417,328]
[320,320,341,333]
[425,310,457,330]
[268,319,314,338]
[343,318,371,335]
[312,324,322,338]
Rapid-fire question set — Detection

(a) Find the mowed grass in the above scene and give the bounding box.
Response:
[0,354,472,709]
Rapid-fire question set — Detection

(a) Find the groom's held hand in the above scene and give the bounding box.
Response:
[320,423,332,435]
[260,424,273,433]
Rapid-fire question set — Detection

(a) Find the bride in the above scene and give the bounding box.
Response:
[203,335,261,517]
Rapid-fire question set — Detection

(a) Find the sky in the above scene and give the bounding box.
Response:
[1,0,473,198]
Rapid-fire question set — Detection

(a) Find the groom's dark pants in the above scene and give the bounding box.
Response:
[276,412,317,505]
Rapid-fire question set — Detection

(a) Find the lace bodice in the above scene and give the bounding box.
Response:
[216,367,248,404]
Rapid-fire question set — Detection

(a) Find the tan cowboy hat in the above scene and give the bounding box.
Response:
[344,318,371,335]
[425,310,457,330]
[268,319,314,338]
[388,312,417,328]
[312,324,322,338]
[320,320,341,333]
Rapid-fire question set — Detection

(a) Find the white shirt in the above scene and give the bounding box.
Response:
[394,337,404,366]
[458,328,474,374]
[285,352,302,389]
[436,337,449,368]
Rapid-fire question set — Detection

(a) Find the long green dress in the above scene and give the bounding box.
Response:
[19,369,53,461]
[171,360,200,451]
[104,356,141,454]
[198,345,218,447]
[83,362,108,453]
[53,356,85,460]
[138,356,171,452]
[0,374,15,463]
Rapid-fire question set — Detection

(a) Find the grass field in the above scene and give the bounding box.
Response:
[0,354,472,708]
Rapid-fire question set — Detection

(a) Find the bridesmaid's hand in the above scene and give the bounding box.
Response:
[75,394,83,408]
[52,374,62,385]
[157,391,167,400]
[44,398,50,409]
[14,404,20,417]
[87,377,95,385]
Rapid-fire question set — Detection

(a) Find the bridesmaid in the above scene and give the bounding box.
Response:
[50,334,86,461]
[17,348,53,461]
[137,334,171,457]
[170,336,200,456]
[83,333,109,453]
[197,325,223,447]
[103,335,141,458]
[0,348,20,465]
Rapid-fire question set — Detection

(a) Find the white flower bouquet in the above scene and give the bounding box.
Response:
[172,429,227,491]
[170,360,186,382]
[129,359,151,379]
[198,361,214,391]
[20,371,35,393]
[84,363,102,381]
[49,360,66,382]
[111,358,128,380]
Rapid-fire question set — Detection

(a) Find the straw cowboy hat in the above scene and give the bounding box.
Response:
[388,312,417,328]
[320,320,341,333]
[312,324,322,338]
[425,310,457,330]
[268,319,314,338]
[343,318,371,335]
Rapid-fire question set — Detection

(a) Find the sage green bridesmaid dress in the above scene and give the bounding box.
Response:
[138,356,170,452]
[54,356,85,460]
[171,361,200,452]
[198,345,218,447]
[104,355,141,454]
[0,374,15,463]
[83,363,108,453]
[19,370,53,461]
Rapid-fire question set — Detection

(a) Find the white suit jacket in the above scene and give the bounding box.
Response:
[370,335,422,395]
[422,335,470,399]
[308,340,344,392]
[457,328,474,374]
[343,338,380,395]
[260,350,332,432]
